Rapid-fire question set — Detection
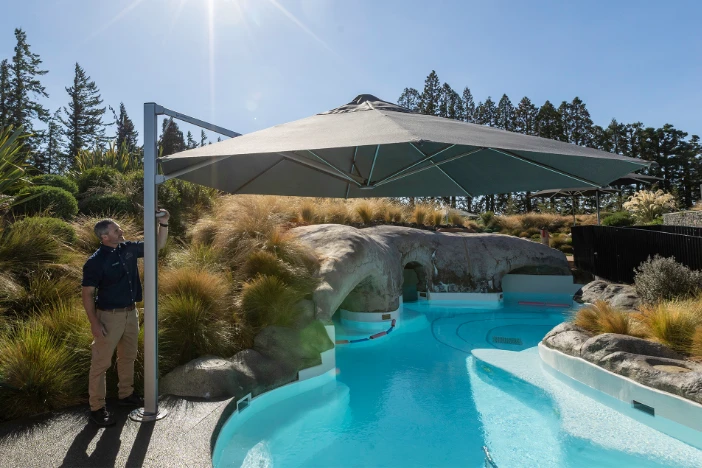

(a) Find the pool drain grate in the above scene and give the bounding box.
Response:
[492,336,523,345]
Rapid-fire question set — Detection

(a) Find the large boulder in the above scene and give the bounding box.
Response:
[292,225,570,320]
[595,352,702,405]
[542,322,592,356]
[577,280,640,310]
[254,321,333,372]
[159,356,244,399]
[580,333,683,363]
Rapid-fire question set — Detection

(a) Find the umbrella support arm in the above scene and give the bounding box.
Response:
[131,103,239,423]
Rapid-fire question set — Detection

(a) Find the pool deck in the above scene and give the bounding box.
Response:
[0,396,235,467]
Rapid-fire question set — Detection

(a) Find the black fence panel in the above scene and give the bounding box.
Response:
[571,226,702,283]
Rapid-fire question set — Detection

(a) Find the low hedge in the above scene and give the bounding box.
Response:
[14,186,78,219]
[75,167,124,194]
[30,175,79,196]
[79,193,135,216]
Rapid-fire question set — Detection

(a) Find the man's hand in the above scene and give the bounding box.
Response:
[156,209,170,223]
[90,321,107,339]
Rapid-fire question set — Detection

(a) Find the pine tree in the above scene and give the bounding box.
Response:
[513,97,538,135]
[159,117,186,156]
[397,87,421,111]
[448,89,465,120]
[200,129,208,147]
[0,59,10,128]
[535,100,564,141]
[569,97,594,147]
[462,87,475,123]
[114,102,138,153]
[7,28,49,156]
[186,131,197,149]
[60,63,106,160]
[418,70,441,116]
[42,110,66,173]
[496,94,515,130]
[474,97,497,126]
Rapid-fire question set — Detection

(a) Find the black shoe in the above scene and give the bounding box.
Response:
[118,393,144,407]
[89,407,116,427]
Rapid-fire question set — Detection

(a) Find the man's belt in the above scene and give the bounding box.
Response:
[97,303,137,313]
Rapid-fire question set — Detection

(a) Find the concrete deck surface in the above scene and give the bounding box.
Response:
[0,396,235,467]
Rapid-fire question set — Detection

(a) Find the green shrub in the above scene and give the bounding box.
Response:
[634,255,702,304]
[79,193,135,216]
[550,234,572,254]
[13,186,78,219]
[75,167,124,194]
[0,322,82,420]
[10,216,77,244]
[240,275,304,330]
[602,212,634,227]
[30,174,78,195]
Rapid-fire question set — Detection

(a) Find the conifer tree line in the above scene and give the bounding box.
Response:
[0,28,212,174]
[399,70,702,212]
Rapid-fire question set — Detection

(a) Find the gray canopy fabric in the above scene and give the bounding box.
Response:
[161,95,651,198]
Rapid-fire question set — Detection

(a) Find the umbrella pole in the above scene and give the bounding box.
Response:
[596,190,601,225]
[130,103,167,422]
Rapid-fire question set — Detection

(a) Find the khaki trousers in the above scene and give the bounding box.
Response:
[88,307,139,411]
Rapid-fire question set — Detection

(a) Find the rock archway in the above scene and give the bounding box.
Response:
[292,224,572,321]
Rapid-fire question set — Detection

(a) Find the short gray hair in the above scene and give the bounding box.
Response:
[94,219,116,240]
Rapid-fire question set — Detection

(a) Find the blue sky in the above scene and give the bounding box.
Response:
[1,0,700,143]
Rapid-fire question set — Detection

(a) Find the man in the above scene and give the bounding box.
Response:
[81,210,170,426]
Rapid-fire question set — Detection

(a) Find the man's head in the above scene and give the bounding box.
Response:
[94,219,124,247]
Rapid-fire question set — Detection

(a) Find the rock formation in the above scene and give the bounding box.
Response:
[292,224,571,320]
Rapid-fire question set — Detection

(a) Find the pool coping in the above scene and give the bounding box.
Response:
[539,342,702,448]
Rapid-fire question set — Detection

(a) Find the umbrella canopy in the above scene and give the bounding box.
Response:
[609,172,662,186]
[161,95,651,198]
[531,187,620,198]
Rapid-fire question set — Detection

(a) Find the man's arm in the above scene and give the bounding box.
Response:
[157,209,170,251]
[82,286,106,339]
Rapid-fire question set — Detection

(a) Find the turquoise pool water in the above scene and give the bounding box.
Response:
[214,300,702,467]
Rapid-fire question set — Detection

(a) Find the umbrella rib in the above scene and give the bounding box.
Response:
[373,143,456,186]
[488,148,601,187]
[278,152,363,186]
[306,150,363,187]
[366,145,380,186]
[374,147,485,188]
[430,161,473,197]
[345,146,359,198]
[232,158,286,193]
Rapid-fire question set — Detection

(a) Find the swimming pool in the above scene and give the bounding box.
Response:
[213,300,702,467]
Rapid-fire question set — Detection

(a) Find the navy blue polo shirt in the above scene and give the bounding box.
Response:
[82,241,144,310]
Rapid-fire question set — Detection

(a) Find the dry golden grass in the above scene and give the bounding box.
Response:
[691,201,702,212]
[637,300,702,354]
[572,301,643,336]
[692,326,702,357]
[412,205,430,225]
[71,214,142,253]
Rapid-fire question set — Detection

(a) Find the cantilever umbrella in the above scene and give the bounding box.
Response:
[160,95,652,198]
[531,187,621,225]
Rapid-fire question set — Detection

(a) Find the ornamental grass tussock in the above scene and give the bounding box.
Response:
[572,300,644,337]
[636,300,702,355]
[0,322,83,420]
